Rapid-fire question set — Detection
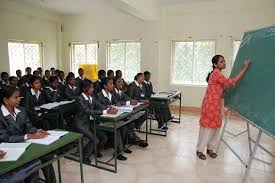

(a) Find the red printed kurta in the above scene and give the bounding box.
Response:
[199,69,236,128]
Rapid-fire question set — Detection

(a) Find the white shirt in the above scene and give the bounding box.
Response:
[114,88,122,96]
[135,80,142,88]
[31,88,41,100]
[143,80,151,85]
[82,93,93,103]
[102,89,112,102]
[78,76,84,80]
[2,81,9,86]
[1,105,21,121]
[68,84,77,91]
[46,86,57,92]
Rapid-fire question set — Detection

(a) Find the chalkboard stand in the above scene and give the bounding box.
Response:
[217,109,275,183]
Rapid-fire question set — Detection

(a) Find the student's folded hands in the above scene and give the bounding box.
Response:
[130,100,138,106]
[27,131,48,139]
[107,107,118,114]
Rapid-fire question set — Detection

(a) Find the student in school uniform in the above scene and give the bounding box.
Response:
[33,70,40,78]
[112,76,148,148]
[72,79,109,164]
[58,71,65,86]
[50,67,55,76]
[8,76,19,88]
[44,76,64,103]
[95,77,129,161]
[115,70,128,91]
[19,76,31,102]
[196,55,251,160]
[16,70,24,87]
[64,75,80,101]
[107,70,114,78]
[76,68,85,87]
[93,70,106,95]
[23,76,51,130]
[0,72,10,88]
[0,86,57,183]
[143,71,171,130]
[127,73,150,129]
[37,67,43,77]
[22,67,32,81]
[42,70,51,88]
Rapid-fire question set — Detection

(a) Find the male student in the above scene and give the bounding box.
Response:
[42,70,51,88]
[0,72,10,88]
[76,68,85,87]
[115,70,128,91]
[16,70,24,87]
[93,70,106,94]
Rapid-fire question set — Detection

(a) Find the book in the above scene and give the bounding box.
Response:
[26,130,68,145]
[0,143,31,162]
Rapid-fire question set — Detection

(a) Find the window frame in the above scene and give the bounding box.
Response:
[232,39,242,67]
[106,40,141,82]
[171,39,216,87]
[70,41,98,75]
[8,40,44,75]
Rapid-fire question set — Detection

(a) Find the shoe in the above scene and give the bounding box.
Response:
[138,141,148,148]
[97,152,103,158]
[124,149,132,154]
[83,158,91,164]
[117,154,127,161]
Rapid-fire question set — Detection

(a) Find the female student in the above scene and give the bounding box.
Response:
[112,76,148,148]
[23,76,50,130]
[64,75,80,101]
[72,79,108,164]
[44,76,64,103]
[127,73,149,129]
[95,77,130,161]
[196,55,251,160]
[0,86,56,183]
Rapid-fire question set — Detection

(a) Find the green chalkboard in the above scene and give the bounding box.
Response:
[225,26,275,138]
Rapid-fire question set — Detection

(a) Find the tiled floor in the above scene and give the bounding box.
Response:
[54,110,275,183]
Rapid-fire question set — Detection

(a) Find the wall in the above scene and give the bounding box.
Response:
[0,0,62,74]
[158,0,275,107]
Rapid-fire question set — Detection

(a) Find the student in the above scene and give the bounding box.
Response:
[23,67,32,79]
[115,70,128,91]
[112,76,148,148]
[23,76,50,130]
[93,70,106,94]
[127,73,150,129]
[76,68,85,87]
[0,72,10,88]
[16,69,24,87]
[42,70,51,88]
[33,70,40,78]
[9,76,19,88]
[107,70,114,78]
[0,86,57,183]
[50,67,55,76]
[19,76,31,101]
[72,79,108,164]
[64,75,80,101]
[37,67,43,77]
[196,55,251,160]
[58,71,65,86]
[44,76,63,103]
[95,77,129,161]
[143,71,171,130]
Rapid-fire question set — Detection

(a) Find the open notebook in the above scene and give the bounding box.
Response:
[40,100,75,110]
[0,143,31,162]
[26,130,68,145]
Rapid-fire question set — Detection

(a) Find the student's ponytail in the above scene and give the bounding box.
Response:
[206,55,224,83]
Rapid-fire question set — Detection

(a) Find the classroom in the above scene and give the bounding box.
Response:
[0,0,275,183]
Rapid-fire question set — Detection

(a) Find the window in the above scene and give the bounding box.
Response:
[70,42,98,75]
[233,40,241,65]
[8,41,43,76]
[172,41,215,85]
[107,41,141,81]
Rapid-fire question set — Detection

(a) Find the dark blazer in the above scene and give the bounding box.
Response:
[0,81,9,89]
[93,80,103,95]
[94,90,116,110]
[111,89,130,105]
[76,77,84,87]
[143,81,155,99]
[19,84,30,99]
[23,89,47,121]
[127,82,146,101]
[44,87,63,103]
[41,77,50,88]
[63,85,80,101]
[72,94,102,130]
[0,106,37,143]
